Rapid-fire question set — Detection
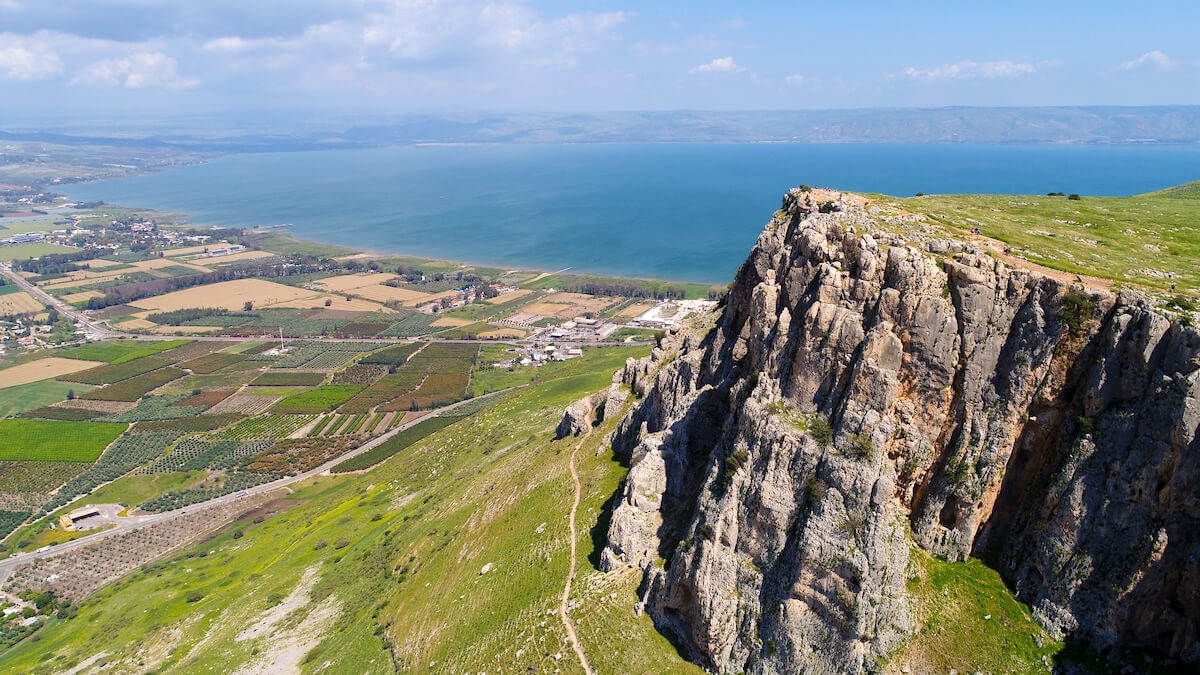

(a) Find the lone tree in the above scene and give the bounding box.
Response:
[66,389,75,400]
[243,301,254,312]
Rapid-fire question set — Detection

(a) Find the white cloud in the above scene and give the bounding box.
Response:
[691,56,743,74]
[202,36,249,52]
[901,59,1036,82]
[72,52,197,89]
[1115,50,1175,72]
[784,73,804,84]
[0,43,62,80]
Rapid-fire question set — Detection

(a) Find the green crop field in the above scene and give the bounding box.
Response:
[0,380,94,418]
[0,242,77,261]
[273,385,364,413]
[251,371,326,387]
[0,419,127,462]
[61,356,171,385]
[80,367,186,401]
[65,472,202,511]
[58,340,190,365]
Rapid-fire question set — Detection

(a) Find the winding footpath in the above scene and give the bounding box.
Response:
[559,427,594,675]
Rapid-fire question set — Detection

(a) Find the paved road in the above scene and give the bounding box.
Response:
[0,391,508,580]
[0,264,116,340]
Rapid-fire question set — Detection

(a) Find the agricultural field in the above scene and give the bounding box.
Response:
[209,414,317,440]
[204,393,279,416]
[130,413,243,434]
[0,461,90,512]
[0,380,94,418]
[268,341,385,369]
[138,472,276,512]
[0,358,102,389]
[329,363,388,386]
[0,242,76,262]
[273,385,364,414]
[17,406,104,422]
[251,371,326,387]
[58,339,190,365]
[377,312,438,337]
[330,416,458,473]
[64,472,201,512]
[358,342,420,366]
[79,367,185,401]
[244,436,360,475]
[60,355,173,385]
[0,290,43,314]
[32,431,185,515]
[178,352,249,373]
[338,342,477,413]
[0,419,126,462]
[127,278,325,313]
[98,394,206,423]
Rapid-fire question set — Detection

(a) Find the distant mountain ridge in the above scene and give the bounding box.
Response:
[4,106,1200,152]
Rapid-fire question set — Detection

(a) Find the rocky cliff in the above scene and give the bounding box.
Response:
[595,188,1200,673]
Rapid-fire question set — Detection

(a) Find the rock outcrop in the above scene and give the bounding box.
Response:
[598,188,1200,673]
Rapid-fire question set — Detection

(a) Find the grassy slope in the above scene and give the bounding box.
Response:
[889,547,1062,673]
[0,347,689,674]
[1143,179,1200,199]
[888,190,1200,292]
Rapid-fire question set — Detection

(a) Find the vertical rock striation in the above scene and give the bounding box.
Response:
[597,188,1200,673]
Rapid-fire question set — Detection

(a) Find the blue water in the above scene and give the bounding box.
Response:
[65,143,1200,283]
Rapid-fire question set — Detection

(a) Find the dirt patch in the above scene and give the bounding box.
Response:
[233,569,341,675]
[236,567,320,643]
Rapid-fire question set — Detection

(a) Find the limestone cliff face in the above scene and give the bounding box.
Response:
[596,188,1200,673]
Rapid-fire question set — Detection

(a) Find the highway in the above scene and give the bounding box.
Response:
[0,391,507,581]
[0,263,117,340]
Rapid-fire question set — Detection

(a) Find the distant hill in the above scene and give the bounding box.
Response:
[5,106,1200,151]
[1143,179,1200,198]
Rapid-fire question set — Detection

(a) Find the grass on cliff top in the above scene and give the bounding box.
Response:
[0,345,674,675]
[883,184,1200,294]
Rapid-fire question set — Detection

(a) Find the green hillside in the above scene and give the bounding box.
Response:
[0,346,701,674]
[888,181,1200,293]
[1142,179,1200,199]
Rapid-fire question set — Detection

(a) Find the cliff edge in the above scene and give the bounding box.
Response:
[595,188,1200,673]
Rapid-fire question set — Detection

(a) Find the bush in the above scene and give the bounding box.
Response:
[844,433,874,461]
[334,538,350,549]
[313,539,327,550]
[185,590,204,603]
[1059,290,1096,335]
[1077,416,1096,434]
[818,201,836,213]
[810,416,834,447]
[1068,193,1081,200]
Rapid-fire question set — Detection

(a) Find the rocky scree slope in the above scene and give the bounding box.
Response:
[585,188,1200,673]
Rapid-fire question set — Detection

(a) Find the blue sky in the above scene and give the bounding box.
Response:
[1,0,1198,120]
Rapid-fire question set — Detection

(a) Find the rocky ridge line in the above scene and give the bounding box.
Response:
[582,188,1199,673]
